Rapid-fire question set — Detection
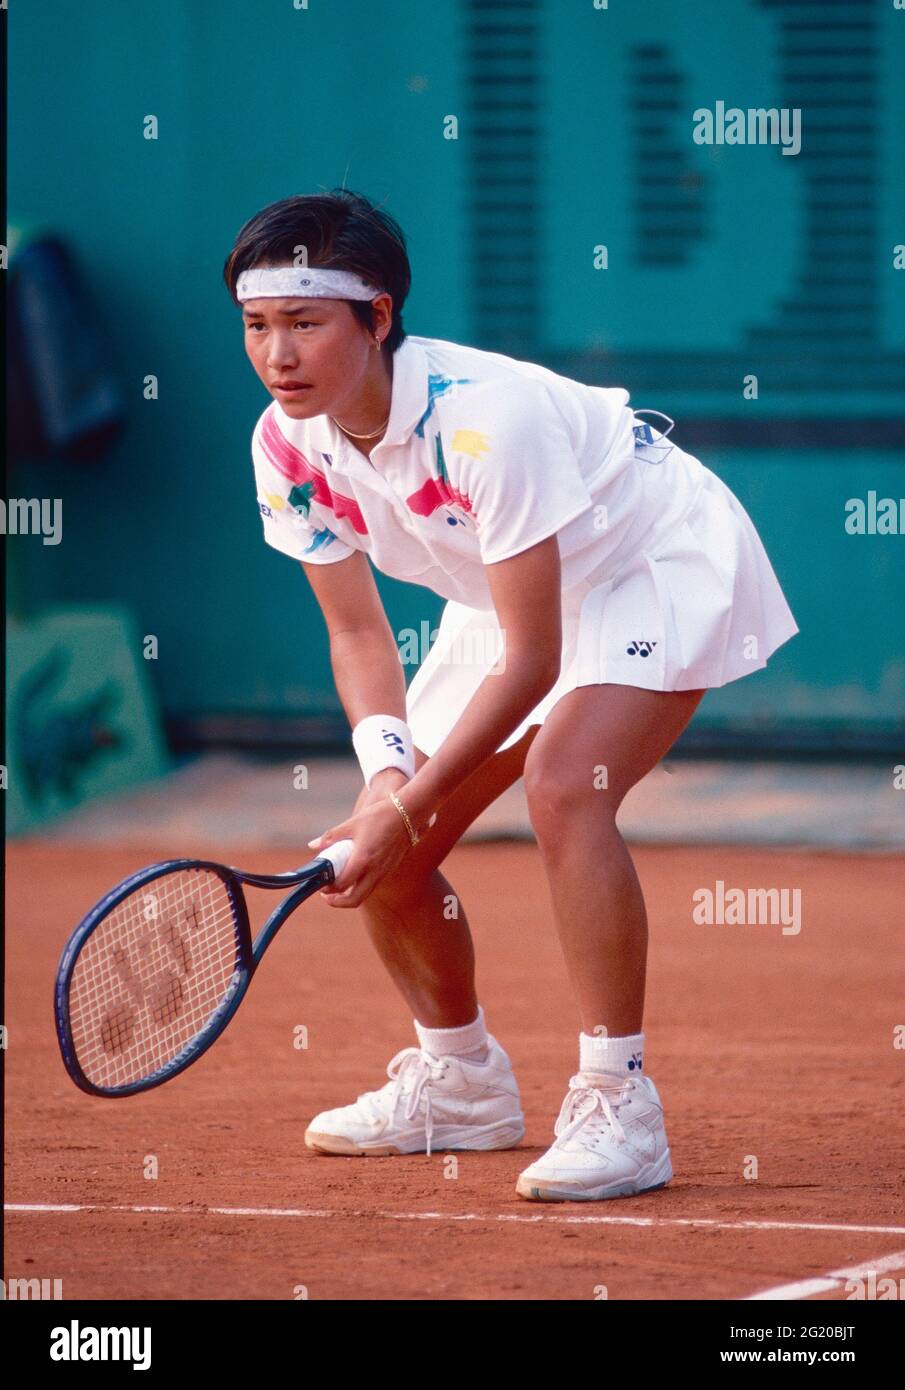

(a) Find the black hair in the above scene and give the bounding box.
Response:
[223,188,411,353]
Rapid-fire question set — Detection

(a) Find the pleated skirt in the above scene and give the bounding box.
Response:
[406,429,800,757]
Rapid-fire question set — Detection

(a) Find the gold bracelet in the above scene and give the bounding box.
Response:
[387,790,420,847]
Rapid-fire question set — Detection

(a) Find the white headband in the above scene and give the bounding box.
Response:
[236,265,383,302]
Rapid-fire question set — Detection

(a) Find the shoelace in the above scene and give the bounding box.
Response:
[550,1073,636,1152]
[357,1047,449,1157]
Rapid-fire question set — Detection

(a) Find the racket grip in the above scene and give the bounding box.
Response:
[316,838,354,881]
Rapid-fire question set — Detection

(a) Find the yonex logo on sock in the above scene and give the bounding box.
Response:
[627,1053,643,1071]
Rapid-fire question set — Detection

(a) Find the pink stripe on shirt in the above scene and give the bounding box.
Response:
[261,407,369,535]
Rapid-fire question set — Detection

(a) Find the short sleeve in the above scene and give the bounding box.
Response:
[451,383,593,565]
[251,418,357,566]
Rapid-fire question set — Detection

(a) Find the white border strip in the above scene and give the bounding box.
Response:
[745,1249,905,1301]
[6,1202,905,1236]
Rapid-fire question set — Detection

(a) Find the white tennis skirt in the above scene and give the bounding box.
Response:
[406,424,800,758]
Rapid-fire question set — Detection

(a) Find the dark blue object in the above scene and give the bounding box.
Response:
[8,234,125,461]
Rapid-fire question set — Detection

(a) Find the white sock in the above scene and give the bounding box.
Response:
[414,1004,490,1063]
[579,1030,645,1079]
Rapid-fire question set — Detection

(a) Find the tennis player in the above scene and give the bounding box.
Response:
[224,189,799,1202]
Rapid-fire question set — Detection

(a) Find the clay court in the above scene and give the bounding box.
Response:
[6,0,905,1322]
[6,804,904,1302]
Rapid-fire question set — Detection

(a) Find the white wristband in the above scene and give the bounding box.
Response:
[352,714,416,788]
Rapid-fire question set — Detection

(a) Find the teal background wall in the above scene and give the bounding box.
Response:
[8,0,905,750]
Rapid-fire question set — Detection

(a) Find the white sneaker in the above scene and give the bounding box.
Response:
[515,1070,673,1202]
[304,1037,525,1156]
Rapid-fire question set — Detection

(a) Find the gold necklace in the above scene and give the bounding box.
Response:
[331,411,391,440]
[332,339,392,439]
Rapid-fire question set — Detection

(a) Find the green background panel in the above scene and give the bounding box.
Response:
[6,606,170,834]
[7,1,904,747]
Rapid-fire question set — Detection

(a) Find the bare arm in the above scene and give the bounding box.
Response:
[302,536,563,906]
[301,551,408,790]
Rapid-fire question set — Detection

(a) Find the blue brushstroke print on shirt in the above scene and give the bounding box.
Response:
[303,525,341,556]
[414,375,473,438]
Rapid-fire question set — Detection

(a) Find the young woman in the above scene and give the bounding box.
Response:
[224,189,799,1202]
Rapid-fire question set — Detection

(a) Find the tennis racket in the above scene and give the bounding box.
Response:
[54,841,353,1098]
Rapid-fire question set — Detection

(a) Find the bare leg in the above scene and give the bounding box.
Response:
[523,685,706,1036]
[355,726,539,1028]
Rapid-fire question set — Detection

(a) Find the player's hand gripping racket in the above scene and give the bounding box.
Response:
[54,842,353,1098]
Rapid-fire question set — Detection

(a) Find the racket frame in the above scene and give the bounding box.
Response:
[54,853,340,1099]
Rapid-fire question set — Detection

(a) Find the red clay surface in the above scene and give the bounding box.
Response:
[5,839,904,1301]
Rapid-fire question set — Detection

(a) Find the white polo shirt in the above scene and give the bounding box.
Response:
[251,333,700,608]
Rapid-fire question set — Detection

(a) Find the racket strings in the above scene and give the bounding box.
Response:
[68,867,242,1089]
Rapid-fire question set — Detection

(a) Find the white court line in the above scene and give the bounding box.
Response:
[745,1249,905,1302]
[6,1202,905,1236]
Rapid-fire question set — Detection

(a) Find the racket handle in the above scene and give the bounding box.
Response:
[316,838,354,880]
